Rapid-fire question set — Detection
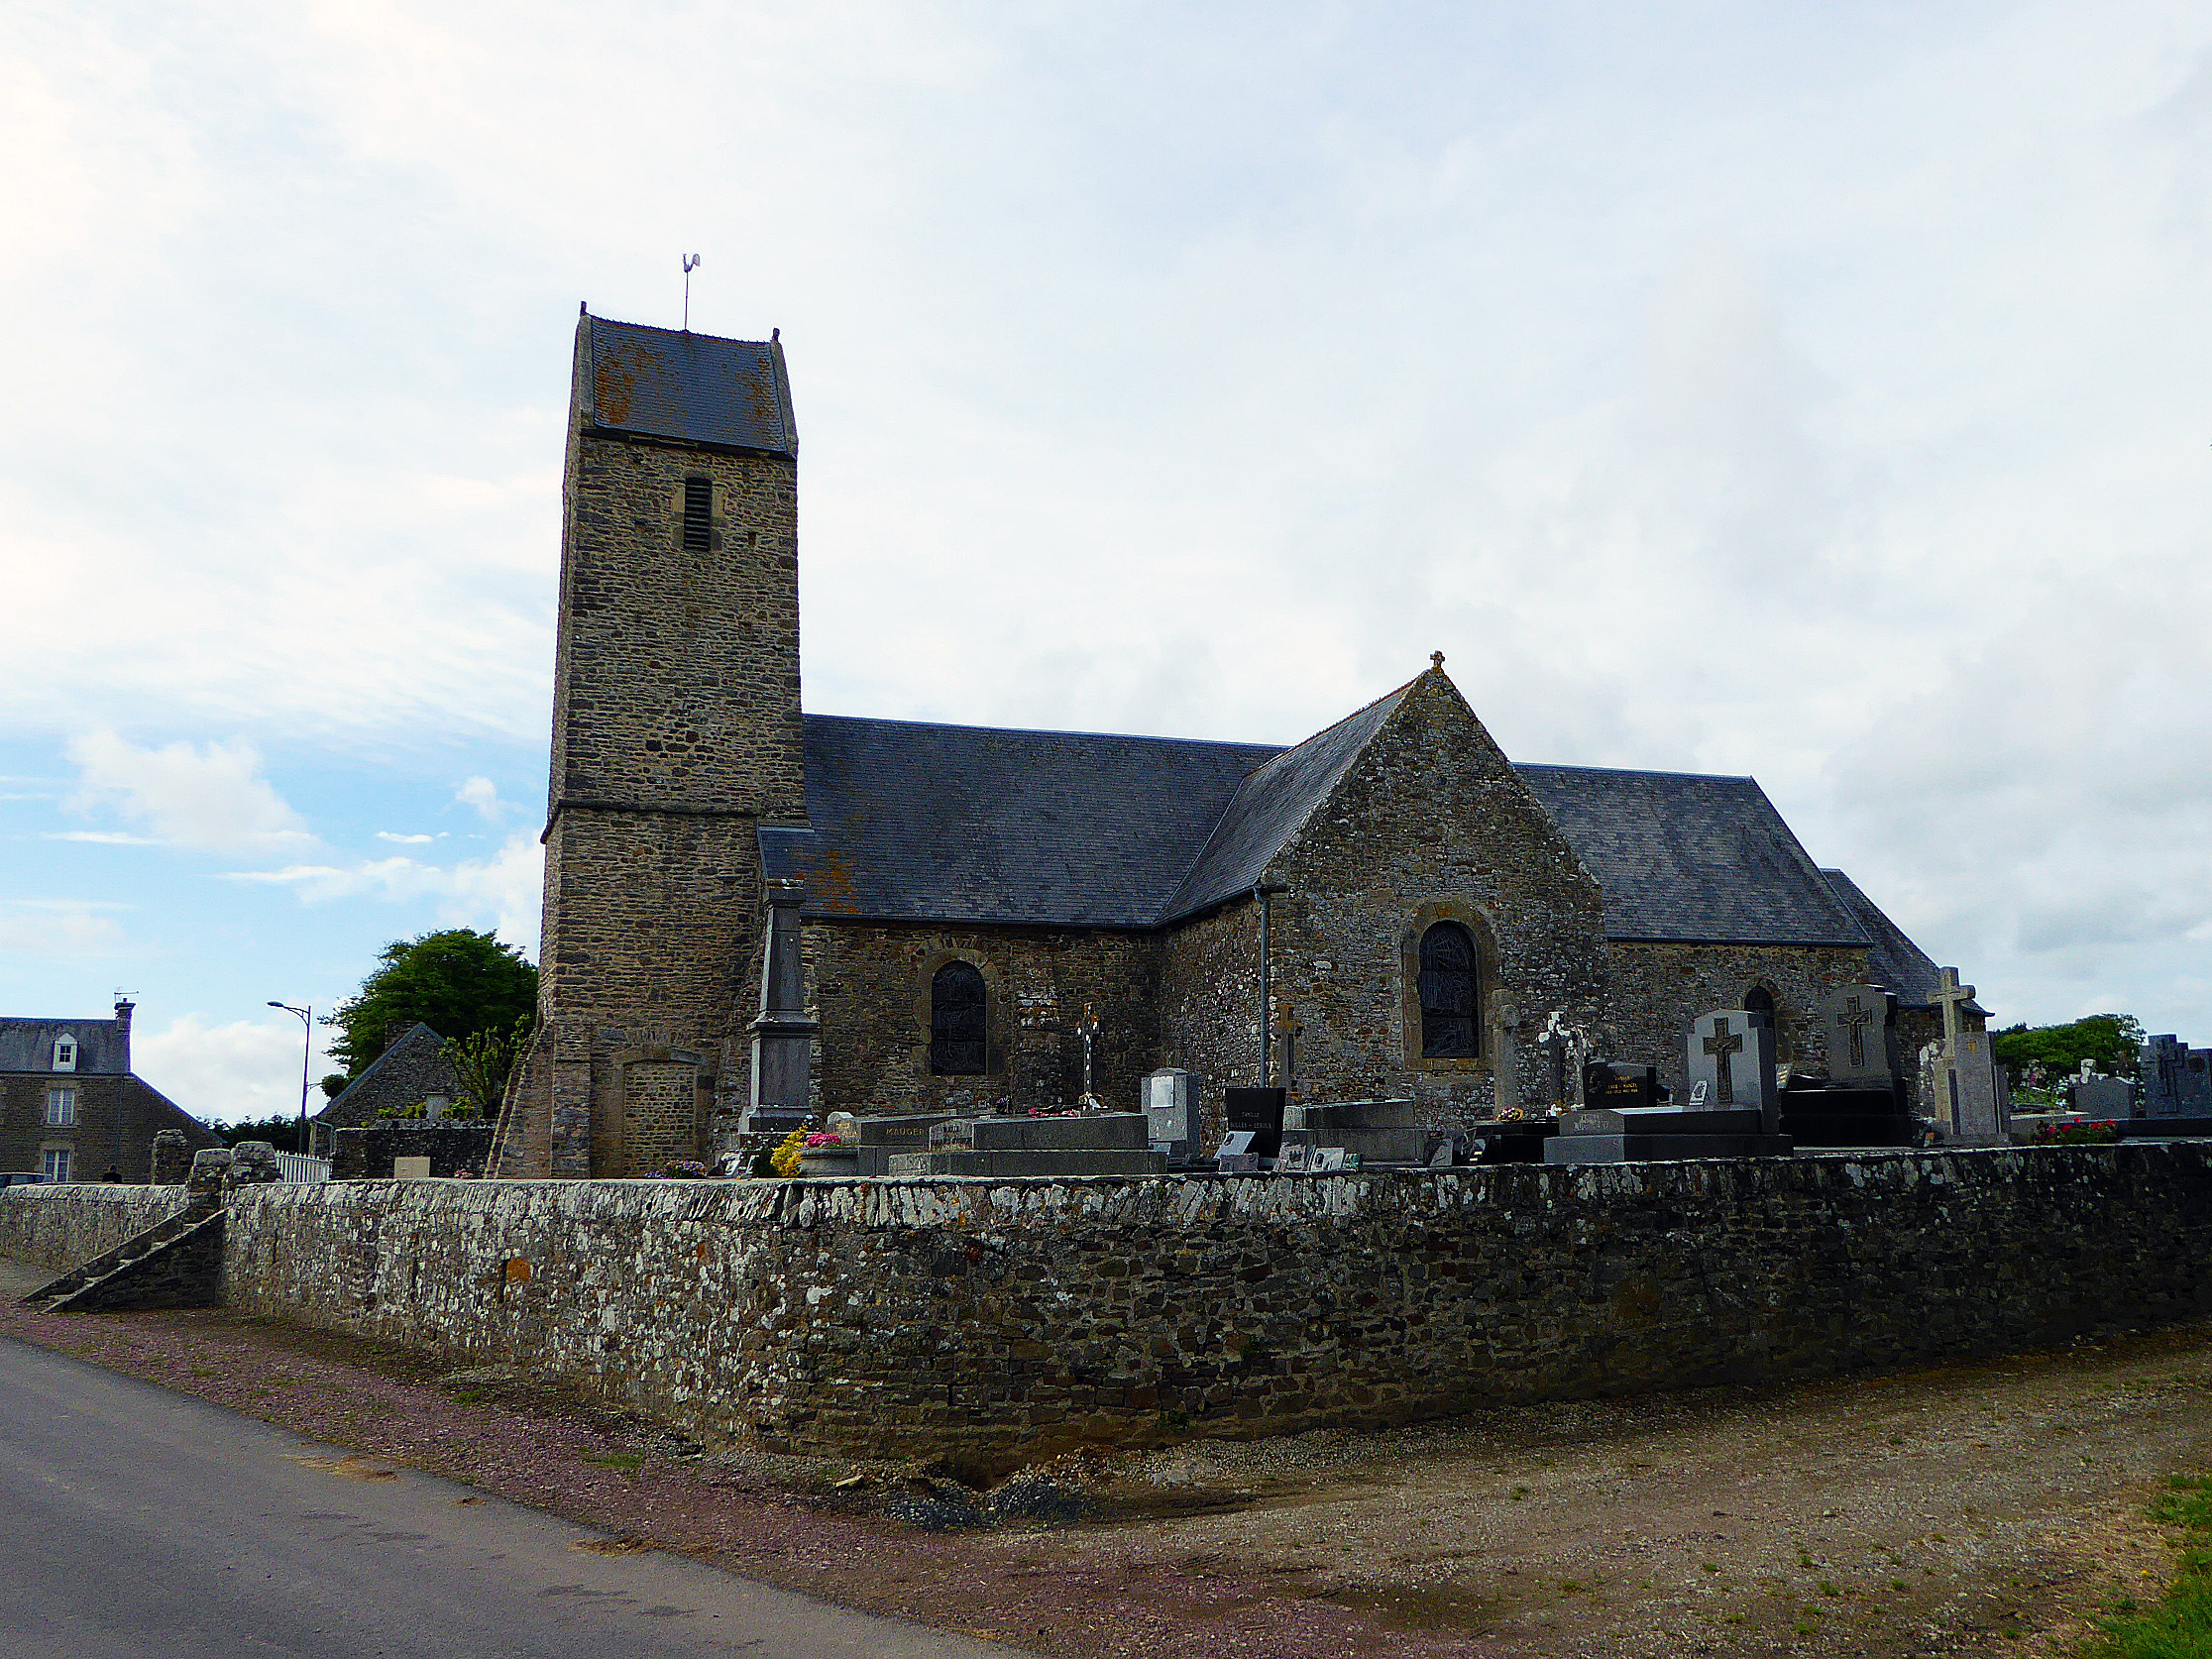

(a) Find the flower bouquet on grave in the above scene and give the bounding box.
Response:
[658,1160,711,1178]
[2032,1120,2120,1147]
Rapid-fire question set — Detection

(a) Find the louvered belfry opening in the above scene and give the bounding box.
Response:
[681,476,713,551]
[1418,922,1480,1058]
[930,961,987,1075]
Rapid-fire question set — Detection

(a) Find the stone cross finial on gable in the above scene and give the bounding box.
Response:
[1430,651,1445,671]
[1931,967,1976,1046]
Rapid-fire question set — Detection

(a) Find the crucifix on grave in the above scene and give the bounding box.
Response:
[1702,1022,1744,1104]
[1837,995,1873,1070]
[1076,1003,1104,1110]
[1931,966,1976,1047]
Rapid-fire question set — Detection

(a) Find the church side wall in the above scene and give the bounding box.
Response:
[1605,941,1867,1097]
[1156,902,1263,1143]
[181,1145,2212,1474]
[806,922,1161,1115]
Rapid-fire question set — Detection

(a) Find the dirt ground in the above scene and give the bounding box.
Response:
[2,1253,2204,1658]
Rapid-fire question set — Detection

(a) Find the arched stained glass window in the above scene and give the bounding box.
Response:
[1417,924,1480,1059]
[930,961,987,1075]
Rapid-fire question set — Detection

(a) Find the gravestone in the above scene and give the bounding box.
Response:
[1223,1087,1287,1161]
[1145,1069,1197,1162]
[889,1112,1165,1178]
[1685,1011,1780,1133]
[1215,1130,1260,1174]
[2141,1036,2212,1119]
[1583,1062,1659,1112]
[1926,967,2004,1144]
[2069,1074,2133,1119]
[1816,985,1901,1088]
[1281,1099,1423,1164]
[392,1156,432,1179]
[853,1113,960,1175]
[1781,984,1916,1148]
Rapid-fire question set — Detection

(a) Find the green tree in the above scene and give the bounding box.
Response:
[441,1015,534,1119]
[1992,1014,2146,1082]
[325,929,537,1080]
[211,1112,303,1149]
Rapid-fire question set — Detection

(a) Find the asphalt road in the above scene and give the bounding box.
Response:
[0,1335,1028,1658]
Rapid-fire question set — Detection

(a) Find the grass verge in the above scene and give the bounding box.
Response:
[2087,1476,2212,1658]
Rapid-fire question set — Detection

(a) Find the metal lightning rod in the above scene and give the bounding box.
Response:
[682,254,702,331]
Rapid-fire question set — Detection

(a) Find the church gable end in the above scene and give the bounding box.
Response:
[1198,664,1609,1121]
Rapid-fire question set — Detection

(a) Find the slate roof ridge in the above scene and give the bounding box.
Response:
[1516,760,1760,786]
[804,709,1289,756]
[1158,677,1421,923]
[318,1021,443,1121]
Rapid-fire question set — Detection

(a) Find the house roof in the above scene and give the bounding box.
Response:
[580,314,797,459]
[1515,766,1872,947]
[0,1017,124,1074]
[760,709,1890,951]
[1821,868,1982,1014]
[315,1023,450,1127]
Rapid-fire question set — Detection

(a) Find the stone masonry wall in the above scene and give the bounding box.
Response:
[807,922,1161,1116]
[0,1184,187,1270]
[1260,671,1610,1127]
[1156,900,1265,1145]
[198,1144,2212,1475]
[1605,941,1870,1098]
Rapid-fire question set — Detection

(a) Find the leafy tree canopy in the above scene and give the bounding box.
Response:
[326,929,537,1079]
[1993,1014,2145,1081]
[210,1112,305,1150]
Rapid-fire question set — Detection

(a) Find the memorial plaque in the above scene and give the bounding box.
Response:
[1583,1061,1658,1112]
[1223,1087,1287,1161]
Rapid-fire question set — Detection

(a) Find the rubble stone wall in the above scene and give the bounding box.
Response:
[1605,940,1869,1097]
[0,1183,187,1269]
[806,922,1161,1117]
[183,1143,2212,1474]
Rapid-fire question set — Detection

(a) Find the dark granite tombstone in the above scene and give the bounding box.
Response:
[1582,1062,1659,1112]
[1215,1130,1260,1174]
[1816,985,1901,1089]
[1545,1012,1793,1163]
[1224,1087,1287,1161]
[1779,986,1917,1148]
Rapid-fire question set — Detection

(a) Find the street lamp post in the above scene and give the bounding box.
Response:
[269,1001,312,1157]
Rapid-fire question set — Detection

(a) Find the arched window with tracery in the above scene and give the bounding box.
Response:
[1417,923,1480,1058]
[929,961,987,1075]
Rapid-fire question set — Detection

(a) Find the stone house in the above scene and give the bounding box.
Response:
[310,1023,458,1157]
[0,1000,218,1181]
[490,313,1982,1177]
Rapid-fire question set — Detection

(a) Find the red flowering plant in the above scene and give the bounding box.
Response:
[2032,1120,2120,1147]
[803,1132,844,1149]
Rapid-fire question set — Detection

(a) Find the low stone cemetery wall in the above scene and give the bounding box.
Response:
[331,1122,497,1180]
[200,1143,2212,1472]
[0,1183,189,1269]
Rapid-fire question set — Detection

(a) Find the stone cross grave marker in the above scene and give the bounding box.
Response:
[1816,984,1900,1088]
[1688,1010,1779,1131]
[1076,1004,1103,1110]
[1928,967,2002,1142]
[2143,1036,2189,1118]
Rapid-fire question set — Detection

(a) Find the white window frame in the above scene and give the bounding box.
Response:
[46,1088,77,1127]
[41,1148,71,1183]
[52,1034,77,1072]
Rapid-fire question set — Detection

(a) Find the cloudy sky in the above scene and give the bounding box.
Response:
[4,1,2208,1123]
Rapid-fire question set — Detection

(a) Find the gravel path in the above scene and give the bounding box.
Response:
[3,1266,2205,1659]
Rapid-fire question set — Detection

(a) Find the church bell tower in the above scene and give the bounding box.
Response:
[491,310,804,1177]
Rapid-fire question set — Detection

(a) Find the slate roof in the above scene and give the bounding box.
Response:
[1821,869,1979,1013]
[760,717,1279,928]
[1161,685,1413,920]
[580,314,797,458]
[0,1017,125,1074]
[761,708,1898,953]
[1515,766,1871,947]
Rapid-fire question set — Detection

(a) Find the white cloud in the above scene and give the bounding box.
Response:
[376,830,444,844]
[0,903,125,958]
[64,730,314,853]
[134,1012,326,1128]
[455,776,505,821]
[227,833,544,952]
[45,830,166,845]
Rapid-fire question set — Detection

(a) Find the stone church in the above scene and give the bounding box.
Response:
[489,313,1981,1179]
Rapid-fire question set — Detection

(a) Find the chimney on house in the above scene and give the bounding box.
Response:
[113,998,134,1074]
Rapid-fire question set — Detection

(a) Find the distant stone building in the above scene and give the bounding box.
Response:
[310,1023,457,1157]
[0,1000,218,1181]
[491,314,1984,1178]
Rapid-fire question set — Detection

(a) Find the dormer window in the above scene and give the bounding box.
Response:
[52,1034,76,1072]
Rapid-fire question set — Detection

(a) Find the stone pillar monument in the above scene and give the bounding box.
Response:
[744,881,818,1136]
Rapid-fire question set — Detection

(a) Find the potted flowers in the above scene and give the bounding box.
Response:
[797,1128,859,1177]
